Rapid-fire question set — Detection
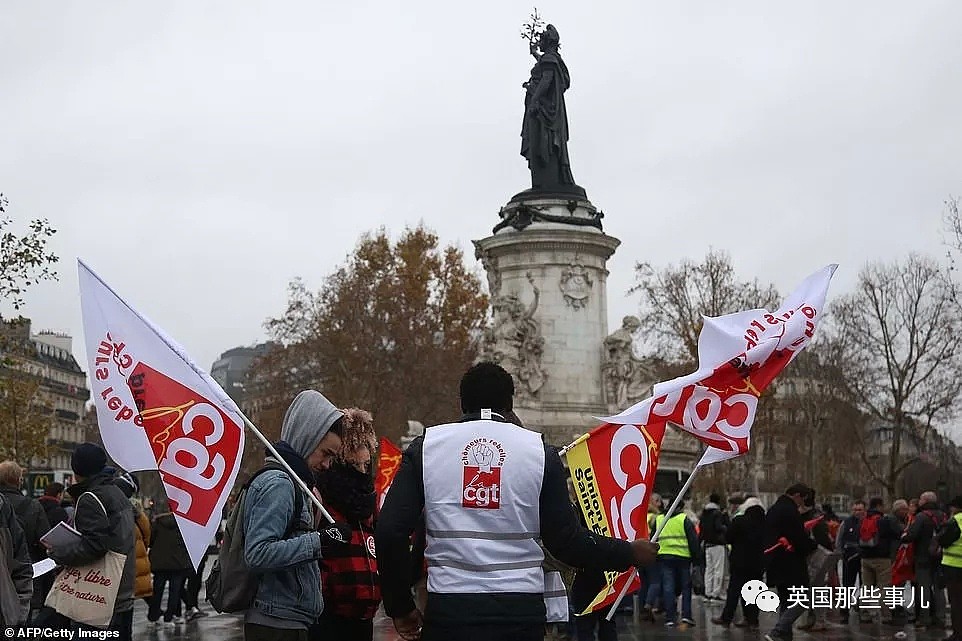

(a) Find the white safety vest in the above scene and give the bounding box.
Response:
[543,571,569,622]
[422,419,546,595]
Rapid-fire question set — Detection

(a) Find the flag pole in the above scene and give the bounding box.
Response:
[558,431,590,458]
[604,462,702,621]
[78,260,335,525]
[240,414,335,524]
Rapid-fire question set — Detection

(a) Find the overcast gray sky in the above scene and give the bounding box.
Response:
[3,2,960,405]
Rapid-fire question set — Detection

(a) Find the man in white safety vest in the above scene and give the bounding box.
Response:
[376,362,660,641]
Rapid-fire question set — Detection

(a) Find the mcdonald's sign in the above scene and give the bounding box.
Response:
[26,473,54,498]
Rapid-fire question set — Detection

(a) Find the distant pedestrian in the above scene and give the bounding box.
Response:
[798,495,835,631]
[37,483,69,530]
[113,472,152,605]
[699,493,729,601]
[147,506,191,625]
[903,491,948,629]
[857,497,901,625]
[712,497,765,629]
[763,483,816,641]
[33,482,69,607]
[656,501,700,629]
[835,499,865,623]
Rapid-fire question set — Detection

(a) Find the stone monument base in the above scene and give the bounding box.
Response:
[475,197,619,445]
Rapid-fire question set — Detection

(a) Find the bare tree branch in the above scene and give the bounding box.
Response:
[829,254,962,498]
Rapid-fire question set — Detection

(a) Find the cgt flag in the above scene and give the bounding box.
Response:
[78,260,244,569]
[564,421,667,613]
[375,437,403,510]
[602,265,836,467]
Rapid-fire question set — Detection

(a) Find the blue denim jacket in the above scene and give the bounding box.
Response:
[243,469,322,625]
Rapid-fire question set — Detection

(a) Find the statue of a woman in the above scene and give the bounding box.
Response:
[520,25,585,198]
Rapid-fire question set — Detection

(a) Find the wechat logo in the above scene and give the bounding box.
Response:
[741,579,780,613]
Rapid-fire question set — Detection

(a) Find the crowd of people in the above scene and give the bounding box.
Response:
[628,485,962,641]
[1,360,960,641]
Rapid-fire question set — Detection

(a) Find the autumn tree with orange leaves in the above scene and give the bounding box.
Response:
[246,225,488,458]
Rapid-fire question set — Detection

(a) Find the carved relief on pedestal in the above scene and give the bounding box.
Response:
[602,315,656,410]
[559,263,592,310]
[473,242,502,300]
[480,273,547,398]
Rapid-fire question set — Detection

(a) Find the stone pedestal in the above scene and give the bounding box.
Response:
[474,197,619,445]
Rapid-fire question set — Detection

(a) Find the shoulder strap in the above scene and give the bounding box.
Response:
[243,465,304,536]
[79,491,109,517]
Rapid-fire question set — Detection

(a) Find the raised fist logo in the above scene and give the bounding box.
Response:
[471,444,496,473]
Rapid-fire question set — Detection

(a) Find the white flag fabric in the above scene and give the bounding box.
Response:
[78,259,245,568]
[601,264,837,467]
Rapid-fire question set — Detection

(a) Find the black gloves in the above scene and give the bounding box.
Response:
[319,522,352,549]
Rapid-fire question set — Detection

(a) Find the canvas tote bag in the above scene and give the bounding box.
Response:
[45,492,125,628]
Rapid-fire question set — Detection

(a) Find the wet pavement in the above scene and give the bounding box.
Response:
[130,595,954,641]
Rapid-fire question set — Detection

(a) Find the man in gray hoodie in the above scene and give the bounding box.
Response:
[243,390,346,641]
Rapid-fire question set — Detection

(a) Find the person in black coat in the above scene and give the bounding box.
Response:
[712,497,765,629]
[36,444,137,640]
[34,482,70,610]
[147,506,192,625]
[0,491,32,627]
[764,484,816,641]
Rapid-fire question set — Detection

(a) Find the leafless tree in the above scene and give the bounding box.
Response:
[630,248,780,362]
[829,254,962,499]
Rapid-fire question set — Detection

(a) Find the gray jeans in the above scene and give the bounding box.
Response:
[771,586,808,637]
[914,565,945,625]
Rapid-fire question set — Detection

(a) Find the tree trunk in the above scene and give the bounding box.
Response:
[887,413,903,504]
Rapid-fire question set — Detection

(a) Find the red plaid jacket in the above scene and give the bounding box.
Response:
[320,504,381,619]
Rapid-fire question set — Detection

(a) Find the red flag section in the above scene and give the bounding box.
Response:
[564,422,667,613]
[79,260,246,569]
[376,437,403,510]
[602,265,837,467]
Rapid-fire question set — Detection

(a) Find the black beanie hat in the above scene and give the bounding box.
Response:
[115,471,139,498]
[71,443,108,478]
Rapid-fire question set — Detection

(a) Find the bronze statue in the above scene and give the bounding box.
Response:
[520,24,586,199]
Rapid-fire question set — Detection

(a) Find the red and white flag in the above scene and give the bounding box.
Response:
[602,265,836,466]
[564,421,667,613]
[78,260,245,568]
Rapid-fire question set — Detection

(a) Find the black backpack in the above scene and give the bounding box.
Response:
[205,466,304,613]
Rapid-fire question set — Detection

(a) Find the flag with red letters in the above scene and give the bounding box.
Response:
[78,259,245,569]
[564,421,667,613]
[602,265,836,466]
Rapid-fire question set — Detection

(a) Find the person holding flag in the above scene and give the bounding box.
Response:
[376,363,659,641]
[593,265,837,621]
[763,483,817,641]
[242,390,347,640]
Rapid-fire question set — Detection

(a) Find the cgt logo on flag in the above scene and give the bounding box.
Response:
[127,362,243,525]
[461,438,505,509]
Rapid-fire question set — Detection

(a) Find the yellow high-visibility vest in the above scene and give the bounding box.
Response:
[942,512,962,569]
[656,513,691,559]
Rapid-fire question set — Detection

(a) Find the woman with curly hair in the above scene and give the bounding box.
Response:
[309,408,381,641]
